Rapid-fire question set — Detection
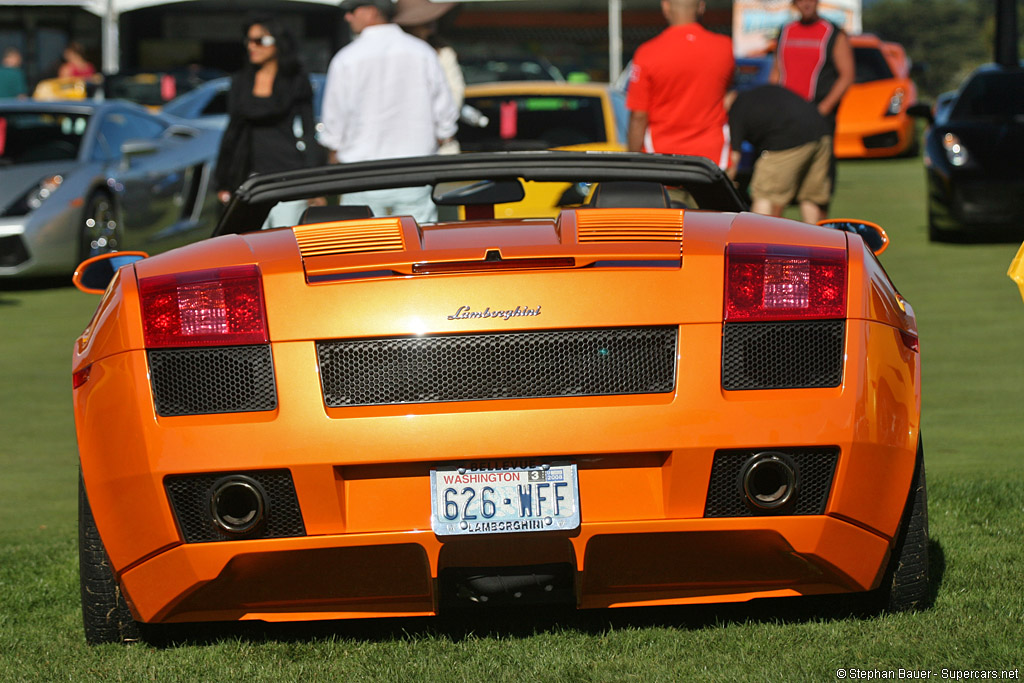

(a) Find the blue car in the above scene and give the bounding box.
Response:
[163,74,326,132]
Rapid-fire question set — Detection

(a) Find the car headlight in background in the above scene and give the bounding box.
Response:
[0,174,63,217]
[27,174,63,209]
[885,88,905,116]
[942,132,968,167]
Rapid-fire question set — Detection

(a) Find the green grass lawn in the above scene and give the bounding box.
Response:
[1,159,1022,681]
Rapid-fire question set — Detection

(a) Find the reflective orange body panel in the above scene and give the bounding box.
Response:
[835,36,919,159]
[74,208,920,624]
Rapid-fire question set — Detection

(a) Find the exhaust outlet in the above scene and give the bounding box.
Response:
[210,476,266,534]
[740,452,798,512]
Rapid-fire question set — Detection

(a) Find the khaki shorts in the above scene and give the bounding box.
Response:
[749,135,833,207]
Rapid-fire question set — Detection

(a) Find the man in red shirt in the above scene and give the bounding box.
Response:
[771,0,854,126]
[626,0,734,168]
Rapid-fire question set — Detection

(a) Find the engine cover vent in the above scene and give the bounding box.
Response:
[576,208,684,243]
[293,217,405,257]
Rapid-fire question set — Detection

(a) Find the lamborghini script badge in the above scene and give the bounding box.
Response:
[447,305,542,321]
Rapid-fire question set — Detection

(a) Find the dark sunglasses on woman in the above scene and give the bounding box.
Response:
[246,35,276,47]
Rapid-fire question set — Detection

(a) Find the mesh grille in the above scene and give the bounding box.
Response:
[704,448,839,517]
[318,327,677,407]
[863,131,900,149]
[722,320,844,390]
[164,470,305,543]
[149,345,277,417]
[0,235,30,268]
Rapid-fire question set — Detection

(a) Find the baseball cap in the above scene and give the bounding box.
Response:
[393,0,457,27]
[339,0,397,17]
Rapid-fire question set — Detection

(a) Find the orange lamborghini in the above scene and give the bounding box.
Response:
[835,35,919,159]
[72,152,927,643]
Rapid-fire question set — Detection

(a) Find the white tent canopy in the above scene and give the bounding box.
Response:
[14,0,630,78]
[102,0,340,12]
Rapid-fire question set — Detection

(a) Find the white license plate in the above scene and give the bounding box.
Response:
[430,460,580,536]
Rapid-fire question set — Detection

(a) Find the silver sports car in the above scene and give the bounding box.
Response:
[0,100,222,279]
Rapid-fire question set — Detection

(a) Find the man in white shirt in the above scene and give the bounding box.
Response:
[321,0,458,222]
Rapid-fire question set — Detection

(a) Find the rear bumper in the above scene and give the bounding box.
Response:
[120,516,889,623]
[76,319,920,624]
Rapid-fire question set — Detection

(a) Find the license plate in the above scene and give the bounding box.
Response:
[430,460,580,536]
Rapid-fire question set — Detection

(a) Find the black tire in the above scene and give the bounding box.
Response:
[881,437,930,612]
[79,473,142,644]
[79,192,120,263]
[901,131,921,158]
[927,206,945,242]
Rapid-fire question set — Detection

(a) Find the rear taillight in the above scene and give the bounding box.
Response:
[900,330,920,353]
[72,365,91,389]
[139,265,269,348]
[725,244,846,321]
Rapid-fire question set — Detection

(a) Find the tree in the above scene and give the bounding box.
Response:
[863,0,1006,99]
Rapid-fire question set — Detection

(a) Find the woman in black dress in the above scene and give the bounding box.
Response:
[215,15,322,227]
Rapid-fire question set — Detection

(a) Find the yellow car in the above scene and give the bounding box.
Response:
[33,70,225,111]
[32,76,98,101]
[459,82,627,216]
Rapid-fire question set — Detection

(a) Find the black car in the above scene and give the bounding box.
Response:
[911,63,1024,241]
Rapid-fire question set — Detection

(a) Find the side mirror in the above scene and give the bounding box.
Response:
[165,123,199,139]
[73,251,149,294]
[817,218,889,256]
[121,139,160,158]
[120,139,159,170]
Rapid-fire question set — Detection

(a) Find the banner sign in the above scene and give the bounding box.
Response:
[733,0,861,57]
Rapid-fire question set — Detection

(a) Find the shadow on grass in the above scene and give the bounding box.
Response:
[139,538,947,649]
[927,221,1024,245]
[0,276,73,296]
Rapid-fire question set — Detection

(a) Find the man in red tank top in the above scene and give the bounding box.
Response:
[771,0,854,125]
[626,0,734,168]
[770,0,853,218]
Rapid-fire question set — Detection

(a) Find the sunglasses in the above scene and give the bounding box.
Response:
[245,35,276,47]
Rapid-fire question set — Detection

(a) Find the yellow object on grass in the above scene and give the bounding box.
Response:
[1008,241,1024,303]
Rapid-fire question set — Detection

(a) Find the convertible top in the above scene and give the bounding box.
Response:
[214,151,749,236]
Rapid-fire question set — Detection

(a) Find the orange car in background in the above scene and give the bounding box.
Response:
[835,35,919,159]
[73,151,928,643]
